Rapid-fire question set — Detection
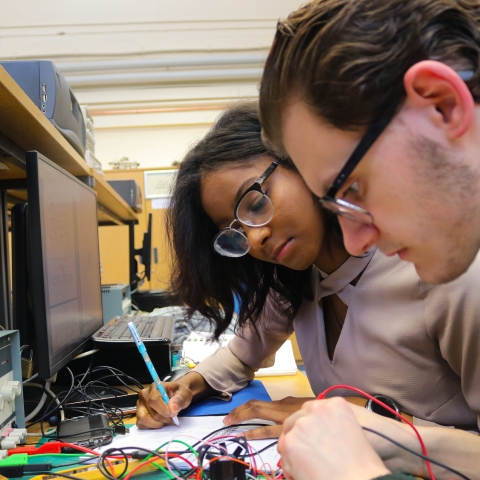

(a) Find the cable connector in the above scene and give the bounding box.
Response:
[0,454,28,466]
[113,425,129,435]
[131,450,149,460]
[0,463,52,478]
[7,442,63,456]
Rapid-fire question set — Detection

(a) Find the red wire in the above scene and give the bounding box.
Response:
[57,441,116,475]
[317,385,435,480]
[123,452,198,480]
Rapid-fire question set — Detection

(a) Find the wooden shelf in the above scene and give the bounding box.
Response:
[0,66,137,224]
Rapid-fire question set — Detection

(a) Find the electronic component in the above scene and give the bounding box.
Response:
[107,179,143,212]
[0,331,25,451]
[210,459,246,480]
[57,415,112,451]
[101,284,132,324]
[0,60,86,157]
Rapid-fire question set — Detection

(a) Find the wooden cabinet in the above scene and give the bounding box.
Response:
[99,167,176,291]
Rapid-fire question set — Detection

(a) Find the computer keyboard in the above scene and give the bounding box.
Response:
[93,314,174,343]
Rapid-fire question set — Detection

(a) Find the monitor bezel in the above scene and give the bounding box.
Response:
[26,150,103,380]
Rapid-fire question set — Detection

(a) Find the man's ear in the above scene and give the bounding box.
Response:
[403,60,474,139]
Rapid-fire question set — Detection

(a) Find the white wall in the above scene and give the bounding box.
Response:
[0,0,303,169]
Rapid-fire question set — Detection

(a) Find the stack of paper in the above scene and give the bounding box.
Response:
[182,332,297,376]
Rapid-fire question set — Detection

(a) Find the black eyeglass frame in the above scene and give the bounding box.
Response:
[319,98,402,224]
[233,161,278,224]
[212,161,278,257]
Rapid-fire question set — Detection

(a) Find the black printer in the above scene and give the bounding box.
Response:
[0,60,86,157]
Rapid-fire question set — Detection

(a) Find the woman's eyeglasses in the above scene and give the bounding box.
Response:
[213,162,278,257]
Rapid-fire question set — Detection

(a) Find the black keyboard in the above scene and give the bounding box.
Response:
[92,314,174,343]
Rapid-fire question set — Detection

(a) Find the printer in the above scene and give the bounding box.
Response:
[0,60,87,157]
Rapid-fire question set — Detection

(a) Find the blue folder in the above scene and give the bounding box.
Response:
[179,379,271,417]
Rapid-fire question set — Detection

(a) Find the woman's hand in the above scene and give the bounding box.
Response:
[136,381,193,429]
[223,396,313,439]
[136,371,216,429]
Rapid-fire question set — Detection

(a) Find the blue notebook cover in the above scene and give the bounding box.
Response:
[179,379,271,417]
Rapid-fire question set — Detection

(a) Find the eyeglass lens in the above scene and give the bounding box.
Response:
[236,191,274,226]
[320,197,373,224]
[213,228,250,257]
[214,193,274,257]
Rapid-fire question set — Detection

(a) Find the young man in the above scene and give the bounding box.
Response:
[260,0,480,286]
[259,1,480,478]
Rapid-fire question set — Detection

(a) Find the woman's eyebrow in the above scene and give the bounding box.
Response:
[232,176,257,208]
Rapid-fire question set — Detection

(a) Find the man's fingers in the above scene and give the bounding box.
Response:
[243,424,282,440]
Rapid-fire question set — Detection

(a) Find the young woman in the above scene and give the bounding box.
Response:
[136,102,480,479]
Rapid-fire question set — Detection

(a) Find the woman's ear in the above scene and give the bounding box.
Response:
[403,60,474,139]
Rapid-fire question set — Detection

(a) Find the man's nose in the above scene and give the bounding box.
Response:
[338,216,379,256]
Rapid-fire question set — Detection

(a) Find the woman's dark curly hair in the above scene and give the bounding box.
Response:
[166,101,343,339]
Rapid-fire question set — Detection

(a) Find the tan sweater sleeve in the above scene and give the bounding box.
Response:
[193,293,294,395]
[423,255,480,429]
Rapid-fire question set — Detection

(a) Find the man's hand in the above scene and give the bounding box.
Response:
[278,397,391,480]
[136,381,193,429]
[223,396,313,439]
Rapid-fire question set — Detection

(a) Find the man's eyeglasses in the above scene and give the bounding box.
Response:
[213,162,278,257]
[319,99,402,224]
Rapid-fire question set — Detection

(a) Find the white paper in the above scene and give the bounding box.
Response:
[98,416,280,471]
[183,332,297,376]
[151,197,171,209]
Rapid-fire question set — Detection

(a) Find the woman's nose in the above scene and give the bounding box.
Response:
[338,216,379,256]
[245,225,271,251]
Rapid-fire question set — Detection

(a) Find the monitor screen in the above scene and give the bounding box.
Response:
[25,151,103,379]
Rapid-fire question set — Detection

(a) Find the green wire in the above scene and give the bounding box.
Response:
[28,454,95,458]
[149,461,175,479]
[156,439,199,457]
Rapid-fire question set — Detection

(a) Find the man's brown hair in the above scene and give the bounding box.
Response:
[259,0,480,155]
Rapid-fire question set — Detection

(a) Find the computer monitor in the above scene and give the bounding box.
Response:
[12,151,103,380]
[131,213,152,289]
[141,213,152,282]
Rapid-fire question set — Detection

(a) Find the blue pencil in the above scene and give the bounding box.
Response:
[128,322,180,426]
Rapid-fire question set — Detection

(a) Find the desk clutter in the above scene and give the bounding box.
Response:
[19,362,281,480]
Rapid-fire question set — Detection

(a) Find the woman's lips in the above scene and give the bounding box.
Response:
[274,239,294,262]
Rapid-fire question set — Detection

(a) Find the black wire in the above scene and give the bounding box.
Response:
[97,446,185,480]
[27,363,143,441]
[243,440,278,457]
[56,455,102,468]
[25,365,78,428]
[362,427,470,480]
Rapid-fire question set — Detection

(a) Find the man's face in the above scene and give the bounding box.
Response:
[281,98,480,283]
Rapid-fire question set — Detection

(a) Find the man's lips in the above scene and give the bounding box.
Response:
[385,248,408,260]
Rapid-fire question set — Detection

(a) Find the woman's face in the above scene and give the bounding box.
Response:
[201,156,326,270]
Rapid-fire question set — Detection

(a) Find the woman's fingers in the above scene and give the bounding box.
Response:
[242,423,283,440]
[225,397,311,426]
[136,397,173,429]
[136,382,188,429]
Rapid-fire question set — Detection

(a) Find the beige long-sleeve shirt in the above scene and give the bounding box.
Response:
[195,248,480,429]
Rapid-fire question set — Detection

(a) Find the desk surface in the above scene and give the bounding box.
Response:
[259,371,314,400]
[0,66,137,225]
[28,372,313,437]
